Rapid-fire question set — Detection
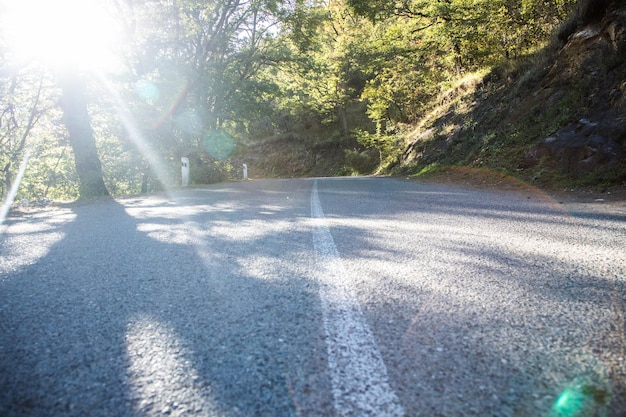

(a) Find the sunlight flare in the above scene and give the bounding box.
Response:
[0,145,31,227]
[1,0,123,72]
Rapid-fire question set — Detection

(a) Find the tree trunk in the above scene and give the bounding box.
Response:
[58,75,110,199]
[338,105,349,136]
[2,163,11,199]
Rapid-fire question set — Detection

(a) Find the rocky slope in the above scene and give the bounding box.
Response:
[521,1,626,175]
[401,0,626,190]
[242,1,626,191]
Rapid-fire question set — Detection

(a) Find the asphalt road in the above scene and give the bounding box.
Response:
[1,177,625,417]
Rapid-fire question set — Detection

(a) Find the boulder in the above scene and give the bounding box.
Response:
[521,117,625,174]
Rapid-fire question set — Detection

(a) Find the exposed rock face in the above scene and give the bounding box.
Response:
[522,117,625,174]
[403,128,434,162]
[522,1,626,176]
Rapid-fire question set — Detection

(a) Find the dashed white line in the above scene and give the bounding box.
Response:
[311,179,405,417]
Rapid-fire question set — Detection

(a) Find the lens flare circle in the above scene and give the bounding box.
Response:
[135,80,160,103]
[553,387,586,416]
[203,129,235,160]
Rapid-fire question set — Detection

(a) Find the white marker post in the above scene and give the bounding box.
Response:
[181,157,190,187]
[242,163,248,180]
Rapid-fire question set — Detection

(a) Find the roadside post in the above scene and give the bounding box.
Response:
[181,157,189,187]
[243,163,248,180]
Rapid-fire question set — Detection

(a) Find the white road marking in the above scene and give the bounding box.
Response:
[310,179,405,417]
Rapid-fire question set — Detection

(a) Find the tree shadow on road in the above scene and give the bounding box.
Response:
[316,177,626,417]
[0,181,332,417]
[1,177,624,417]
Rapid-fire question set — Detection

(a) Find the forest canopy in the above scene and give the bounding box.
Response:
[0,0,585,202]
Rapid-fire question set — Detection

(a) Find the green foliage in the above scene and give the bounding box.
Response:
[344,148,379,175]
[0,64,76,201]
[347,0,578,127]
[189,157,236,185]
[0,0,590,200]
[353,127,403,168]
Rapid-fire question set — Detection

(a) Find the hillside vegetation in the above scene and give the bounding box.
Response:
[250,0,626,193]
[1,0,624,201]
[396,0,626,191]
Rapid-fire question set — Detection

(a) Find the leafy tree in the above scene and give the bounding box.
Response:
[0,0,115,200]
[271,0,373,136]
[343,0,578,129]
[0,64,61,201]
[0,0,587,198]
[114,0,292,183]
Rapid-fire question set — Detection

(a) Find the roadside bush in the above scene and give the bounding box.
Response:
[344,148,379,174]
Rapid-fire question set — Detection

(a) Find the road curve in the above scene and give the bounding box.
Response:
[1,177,624,416]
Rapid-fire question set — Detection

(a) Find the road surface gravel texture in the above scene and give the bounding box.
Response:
[0,177,624,417]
